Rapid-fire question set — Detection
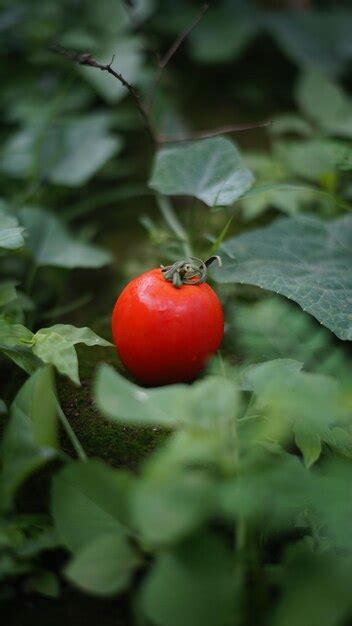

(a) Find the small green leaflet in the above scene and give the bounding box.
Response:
[213,214,352,340]
[0,281,18,307]
[149,137,254,207]
[0,317,111,383]
[0,211,25,250]
[32,324,112,385]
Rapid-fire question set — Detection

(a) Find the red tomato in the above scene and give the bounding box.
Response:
[112,267,224,386]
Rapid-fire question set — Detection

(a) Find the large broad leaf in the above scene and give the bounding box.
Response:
[0,366,58,509]
[213,214,352,340]
[149,137,254,207]
[19,207,112,268]
[65,533,140,596]
[51,460,133,552]
[0,211,25,250]
[296,70,352,138]
[32,324,112,385]
[141,531,238,626]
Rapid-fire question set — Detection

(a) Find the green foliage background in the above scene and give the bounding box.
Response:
[0,1,352,624]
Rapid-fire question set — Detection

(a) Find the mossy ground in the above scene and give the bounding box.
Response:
[57,341,167,470]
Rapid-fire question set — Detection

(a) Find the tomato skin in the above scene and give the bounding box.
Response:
[112,268,224,386]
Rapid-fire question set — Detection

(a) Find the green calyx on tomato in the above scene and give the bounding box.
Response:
[161,255,222,288]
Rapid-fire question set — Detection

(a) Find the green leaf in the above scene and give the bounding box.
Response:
[0,316,33,348]
[240,359,348,465]
[19,207,112,268]
[96,365,239,430]
[294,426,321,469]
[95,363,188,427]
[33,324,112,385]
[213,214,352,340]
[276,139,350,181]
[265,10,352,75]
[296,70,352,138]
[49,115,122,186]
[0,281,18,308]
[242,183,328,220]
[190,7,258,63]
[51,460,133,552]
[231,297,351,379]
[65,533,140,596]
[0,316,38,373]
[311,459,352,550]
[0,211,25,250]
[141,531,238,626]
[241,359,304,392]
[220,451,311,530]
[149,137,254,207]
[0,366,58,509]
[2,114,121,186]
[130,471,215,546]
[273,544,352,626]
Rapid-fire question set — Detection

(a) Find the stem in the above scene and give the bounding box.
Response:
[236,516,246,552]
[52,46,157,145]
[56,401,87,462]
[209,213,236,256]
[159,120,271,144]
[156,194,192,256]
[147,3,210,111]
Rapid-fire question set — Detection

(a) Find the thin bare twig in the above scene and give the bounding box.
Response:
[51,43,270,147]
[51,45,158,145]
[159,120,271,144]
[147,3,210,111]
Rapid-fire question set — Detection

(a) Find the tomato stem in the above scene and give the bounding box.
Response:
[161,255,221,288]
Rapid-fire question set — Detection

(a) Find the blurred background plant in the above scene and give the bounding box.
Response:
[0,0,352,624]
